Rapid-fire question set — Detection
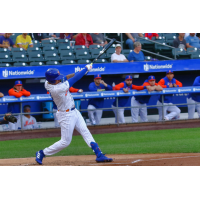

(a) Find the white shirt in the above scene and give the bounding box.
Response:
[17,115,38,130]
[45,80,75,111]
[111,53,127,62]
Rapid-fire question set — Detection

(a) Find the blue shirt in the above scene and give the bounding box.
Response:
[88,82,112,108]
[0,35,14,47]
[127,51,145,62]
[185,35,200,48]
[189,76,200,102]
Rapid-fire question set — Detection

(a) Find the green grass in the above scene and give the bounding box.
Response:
[1,127,200,159]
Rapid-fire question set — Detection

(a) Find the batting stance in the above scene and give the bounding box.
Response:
[88,74,112,125]
[187,76,200,119]
[157,70,182,121]
[35,66,113,164]
[112,75,146,123]
[131,76,163,122]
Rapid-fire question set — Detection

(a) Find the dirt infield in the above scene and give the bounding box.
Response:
[1,153,200,166]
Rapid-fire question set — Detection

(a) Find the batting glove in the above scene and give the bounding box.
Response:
[86,64,93,71]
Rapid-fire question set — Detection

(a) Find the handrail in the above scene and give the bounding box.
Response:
[141,48,174,60]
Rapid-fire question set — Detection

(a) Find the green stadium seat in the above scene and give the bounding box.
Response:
[11,48,26,54]
[0,48,10,53]
[57,39,70,46]
[0,54,13,63]
[32,40,42,48]
[77,59,91,64]
[46,61,61,65]
[91,49,107,59]
[43,46,58,53]
[164,34,177,46]
[58,49,72,55]
[191,53,200,59]
[12,52,28,62]
[106,48,115,57]
[89,45,103,52]
[41,39,57,47]
[30,61,45,66]
[74,45,87,51]
[27,47,42,54]
[145,56,152,61]
[58,45,72,52]
[122,49,133,57]
[187,47,200,55]
[28,52,45,62]
[0,63,12,67]
[60,52,76,60]
[62,60,76,64]
[13,62,28,66]
[94,59,108,63]
[172,48,190,59]
[75,50,91,60]
[44,52,61,61]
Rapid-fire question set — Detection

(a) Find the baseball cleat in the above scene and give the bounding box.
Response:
[35,150,45,165]
[96,154,113,163]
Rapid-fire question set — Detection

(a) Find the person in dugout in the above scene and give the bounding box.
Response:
[157,70,182,121]
[47,73,83,127]
[131,75,163,122]
[87,74,112,125]
[8,80,31,130]
[112,75,148,123]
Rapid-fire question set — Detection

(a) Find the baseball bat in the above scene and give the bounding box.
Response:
[91,38,117,65]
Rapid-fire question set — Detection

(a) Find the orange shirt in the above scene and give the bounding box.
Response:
[8,88,31,98]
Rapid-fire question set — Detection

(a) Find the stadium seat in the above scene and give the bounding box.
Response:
[106,48,116,57]
[145,56,152,61]
[29,61,45,66]
[164,34,177,46]
[11,48,26,54]
[60,52,76,60]
[44,52,61,61]
[122,49,133,57]
[62,60,77,64]
[91,49,107,59]
[74,45,87,51]
[0,54,13,63]
[75,50,91,60]
[0,48,10,54]
[56,39,70,46]
[105,33,121,41]
[0,63,12,67]
[27,47,42,54]
[46,61,61,65]
[43,46,58,53]
[32,40,42,48]
[89,45,103,52]
[58,49,72,55]
[28,52,45,62]
[187,47,200,55]
[77,59,91,64]
[13,62,28,66]
[191,54,200,59]
[12,52,28,62]
[58,45,72,52]
[94,59,108,63]
[172,48,190,59]
[41,39,57,47]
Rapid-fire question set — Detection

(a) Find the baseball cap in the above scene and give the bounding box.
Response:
[23,105,31,110]
[15,80,22,85]
[94,74,102,79]
[148,75,155,81]
[115,44,121,48]
[125,75,133,80]
[166,70,173,74]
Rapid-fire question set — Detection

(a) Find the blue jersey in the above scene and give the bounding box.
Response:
[88,82,112,108]
[189,76,200,102]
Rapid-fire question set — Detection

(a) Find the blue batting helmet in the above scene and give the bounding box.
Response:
[45,68,64,84]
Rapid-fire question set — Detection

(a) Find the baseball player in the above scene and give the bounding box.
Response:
[0,114,17,124]
[47,87,83,128]
[157,70,182,121]
[187,76,200,119]
[35,65,113,164]
[131,75,163,122]
[88,74,112,125]
[112,75,147,123]
[17,105,38,130]
[8,80,31,130]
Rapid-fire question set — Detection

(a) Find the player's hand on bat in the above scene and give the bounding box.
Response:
[78,89,83,93]
[85,64,93,71]
[123,88,129,93]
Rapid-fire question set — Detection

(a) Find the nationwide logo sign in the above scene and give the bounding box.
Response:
[193,88,200,92]
[75,66,105,73]
[132,91,147,95]
[36,96,52,100]
[144,63,173,72]
[20,97,35,101]
[2,97,18,102]
[72,94,84,97]
[85,93,99,97]
[117,92,131,96]
[163,89,177,93]
[2,69,35,78]
[100,92,115,97]
[178,89,192,93]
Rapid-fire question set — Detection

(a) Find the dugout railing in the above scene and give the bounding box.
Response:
[0,86,200,131]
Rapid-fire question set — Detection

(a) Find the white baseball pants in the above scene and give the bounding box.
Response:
[87,105,102,125]
[43,109,95,156]
[187,97,200,119]
[53,108,60,127]
[131,97,148,122]
[112,105,125,123]
[9,115,20,130]
[157,101,181,121]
